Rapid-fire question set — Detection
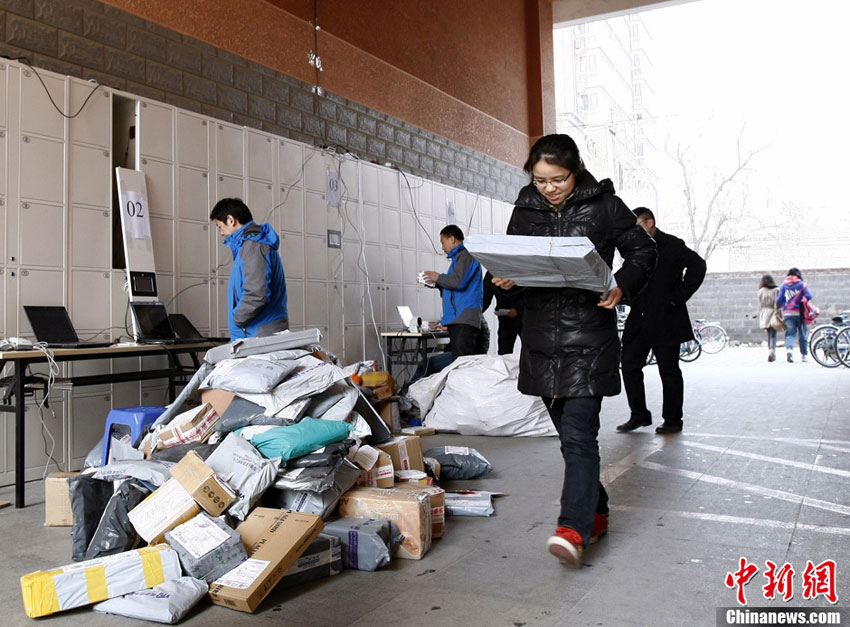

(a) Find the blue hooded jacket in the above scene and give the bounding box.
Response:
[224,221,288,338]
[437,243,483,326]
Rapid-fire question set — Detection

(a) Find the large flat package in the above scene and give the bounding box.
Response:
[21,544,181,618]
[208,508,323,613]
[465,234,617,292]
[338,487,432,560]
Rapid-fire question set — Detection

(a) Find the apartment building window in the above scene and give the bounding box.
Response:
[580,94,598,110]
[631,25,640,38]
[632,54,641,67]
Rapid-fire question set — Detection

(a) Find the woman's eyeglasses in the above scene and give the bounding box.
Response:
[532,172,572,188]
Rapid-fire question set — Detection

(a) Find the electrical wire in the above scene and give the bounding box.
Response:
[13,56,103,119]
[394,166,442,255]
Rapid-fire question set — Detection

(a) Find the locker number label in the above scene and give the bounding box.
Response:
[123,190,152,240]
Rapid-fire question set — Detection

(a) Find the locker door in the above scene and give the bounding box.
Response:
[0,64,7,128]
[247,180,273,219]
[343,281,362,324]
[340,157,358,200]
[419,180,433,216]
[430,184,445,218]
[362,203,380,244]
[0,271,6,338]
[138,101,174,161]
[215,123,243,177]
[110,270,127,340]
[20,135,63,203]
[70,392,111,468]
[6,396,66,478]
[70,144,111,208]
[305,190,327,236]
[380,169,399,208]
[20,69,65,139]
[150,216,174,274]
[176,276,211,332]
[364,244,383,283]
[401,248,417,285]
[177,166,209,222]
[247,131,273,182]
[402,286,419,318]
[400,212,417,249]
[342,241,361,283]
[19,202,64,267]
[383,284,402,330]
[216,174,244,202]
[140,158,174,217]
[305,280,328,329]
[176,112,209,169]
[71,206,111,268]
[361,163,378,205]
[279,139,303,185]
[112,382,141,412]
[18,269,64,336]
[0,131,7,198]
[177,221,211,276]
[215,277,229,335]
[70,269,110,331]
[69,80,110,147]
[286,279,304,328]
[381,207,400,246]
[344,324,364,364]
[279,231,304,280]
[305,235,328,281]
[384,246,401,285]
[303,148,326,193]
[279,185,304,234]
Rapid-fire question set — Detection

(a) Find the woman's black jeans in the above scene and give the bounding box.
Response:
[544,396,609,547]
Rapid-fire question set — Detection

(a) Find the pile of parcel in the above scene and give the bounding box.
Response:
[24,330,494,622]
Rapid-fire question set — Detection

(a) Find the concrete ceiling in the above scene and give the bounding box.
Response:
[552,0,699,26]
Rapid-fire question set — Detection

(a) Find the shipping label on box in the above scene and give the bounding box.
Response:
[170,450,236,516]
[355,449,394,489]
[376,435,424,472]
[338,487,432,560]
[44,472,79,527]
[128,478,201,544]
[208,508,323,613]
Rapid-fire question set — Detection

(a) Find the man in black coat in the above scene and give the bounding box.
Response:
[618,207,706,434]
[482,270,525,355]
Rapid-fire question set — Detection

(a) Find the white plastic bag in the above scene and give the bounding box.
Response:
[201,357,297,394]
[239,355,347,416]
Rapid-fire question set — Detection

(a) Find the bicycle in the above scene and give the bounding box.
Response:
[692,319,727,354]
[809,312,850,368]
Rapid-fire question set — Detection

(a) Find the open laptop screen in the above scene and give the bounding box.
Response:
[131,302,176,340]
[23,306,80,344]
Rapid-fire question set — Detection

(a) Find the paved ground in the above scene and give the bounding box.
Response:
[1,346,848,626]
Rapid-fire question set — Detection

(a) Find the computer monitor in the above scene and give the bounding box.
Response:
[23,306,80,344]
[130,301,176,341]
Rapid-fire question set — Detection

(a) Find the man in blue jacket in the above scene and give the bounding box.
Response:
[423,224,483,359]
[210,198,288,339]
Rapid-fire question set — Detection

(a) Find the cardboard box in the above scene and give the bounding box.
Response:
[338,487,432,559]
[128,478,201,544]
[156,403,219,449]
[396,483,446,538]
[44,472,79,527]
[401,426,436,437]
[361,371,394,388]
[170,450,237,516]
[373,385,394,401]
[208,508,323,613]
[379,399,401,432]
[355,449,394,489]
[201,388,237,417]
[376,435,424,473]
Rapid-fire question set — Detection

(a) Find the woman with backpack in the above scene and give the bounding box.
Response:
[775,267,814,363]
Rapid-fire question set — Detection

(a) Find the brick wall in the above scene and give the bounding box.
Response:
[687,269,850,343]
[0,0,528,202]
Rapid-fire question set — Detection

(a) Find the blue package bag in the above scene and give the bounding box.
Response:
[237,417,354,466]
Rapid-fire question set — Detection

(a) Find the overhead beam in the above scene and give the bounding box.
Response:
[553,0,700,26]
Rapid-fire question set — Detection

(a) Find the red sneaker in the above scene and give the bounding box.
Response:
[590,513,608,545]
[546,526,583,568]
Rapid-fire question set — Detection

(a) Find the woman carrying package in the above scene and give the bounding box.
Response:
[492,134,656,567]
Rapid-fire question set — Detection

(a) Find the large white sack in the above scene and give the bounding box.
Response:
[410,355,555,437]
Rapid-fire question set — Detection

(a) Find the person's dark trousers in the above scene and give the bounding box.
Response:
[621,341,683,425]
[544,396,609,547]
[497,317,522,355]
[766,327,777,350]
[447,323,478,359]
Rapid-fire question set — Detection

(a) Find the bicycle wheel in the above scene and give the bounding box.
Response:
[679,339,701,362]
[836,327,850,368]
[811,335,841,368]
[809,324,837,352]
[697,324,727,354]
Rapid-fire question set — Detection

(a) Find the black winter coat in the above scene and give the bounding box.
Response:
[507,174,657,398]
[622,228,706,345]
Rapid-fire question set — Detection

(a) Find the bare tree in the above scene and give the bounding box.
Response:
[667,125,768,261]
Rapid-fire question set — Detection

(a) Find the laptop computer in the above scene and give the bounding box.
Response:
[168,313,230,343]
[129,301,198,344]
[23,306,114,348]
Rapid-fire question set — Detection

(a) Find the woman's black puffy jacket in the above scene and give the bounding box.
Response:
[507,174,656,398]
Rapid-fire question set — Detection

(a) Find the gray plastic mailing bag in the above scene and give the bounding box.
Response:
[165,512,247,582]
[93,576,208,624]
[321,518,403,571]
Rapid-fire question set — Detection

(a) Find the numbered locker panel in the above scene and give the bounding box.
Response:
[70,144,111,207]
[150,216,174,274]
[215,123,244,177]
[342,241,361,284]
[247,130,273,182]
[20,135,64,203]
[20,69,65,140]
[176,112,209,169]
[177,166,210,222]
[71,206,111,269]
[70,269,111,331]
[176,276,211,332]
[305,235,328,281]
[138,101,174,161]
[20,202,64,267]
[70,392,110,468]
[18,268,64,336]
[141,158,174,217]
[177,220,211,276]
[279,231,304,280]
[69,80,111,147]
[279,139,303,185]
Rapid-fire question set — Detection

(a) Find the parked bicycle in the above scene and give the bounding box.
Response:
[809,311,850,368]
[692,319,727,354]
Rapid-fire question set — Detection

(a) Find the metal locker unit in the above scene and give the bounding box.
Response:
[305,280,329,330]
[279,231,304,280]
[69,270,111,334]
[247,129,274,184]
[176,112,209,170]
[137,100,174,163]
[69,392,109,470]
[303,147,327,194]
[140,157,175,218]
[3,395,67,482]
[286,278,304,329]
[380,168,400,208]
[305,189,329,237]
